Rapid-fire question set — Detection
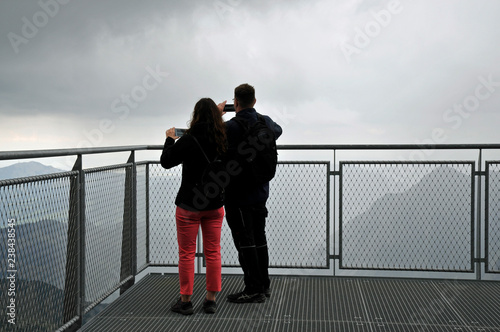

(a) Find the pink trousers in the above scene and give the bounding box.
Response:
[175,206,224,295]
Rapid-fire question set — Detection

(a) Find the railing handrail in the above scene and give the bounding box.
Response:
[275,143,500,150]
[0,145,151,160]
[2,143,500,161]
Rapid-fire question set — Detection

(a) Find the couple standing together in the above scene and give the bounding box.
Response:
[160,83,283,315]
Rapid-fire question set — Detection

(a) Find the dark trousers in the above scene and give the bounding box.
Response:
[225,203,270,293]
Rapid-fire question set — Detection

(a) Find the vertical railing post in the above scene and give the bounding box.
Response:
[79,156,87,326]
[476,149,483,280]
[335,149,343,275]
[130,152,138,278]
[332,148,337,276]
[196,232,202,275]
[146,162,150,265]
[325,158,331,272]
[120,151,137,294]
[64,154,85,330]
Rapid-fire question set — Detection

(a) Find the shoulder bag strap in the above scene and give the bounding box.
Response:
[191,135,216,163]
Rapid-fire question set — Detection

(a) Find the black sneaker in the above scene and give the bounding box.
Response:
[264,288,271,298]
[170,298,194,315]
[202,299,217,314]
[226,291,241,302]
[227,291,266,303]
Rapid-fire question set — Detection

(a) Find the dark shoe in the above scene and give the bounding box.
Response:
[202,299,217,314]
[226,288,262,301]
[171,298,194,315]
[226,291,241,302]
[227,291,266,303]
[264,288,271,298]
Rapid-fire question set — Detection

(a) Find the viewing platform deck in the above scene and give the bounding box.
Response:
[79,274,500,332]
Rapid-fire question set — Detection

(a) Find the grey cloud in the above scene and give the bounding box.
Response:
[1,0,500,151]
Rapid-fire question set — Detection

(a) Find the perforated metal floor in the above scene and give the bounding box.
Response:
[79,274,500,332]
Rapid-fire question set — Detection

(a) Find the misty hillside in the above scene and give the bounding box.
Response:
[0,161,65,181]
[0,278,66,331]
[0,277,109,331]
[342,165,475,270]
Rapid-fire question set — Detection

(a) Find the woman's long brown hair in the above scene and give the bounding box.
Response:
[188,98,227,155]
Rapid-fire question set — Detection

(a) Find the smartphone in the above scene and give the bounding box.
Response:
[174,128,187,137]
[224,104,235,112]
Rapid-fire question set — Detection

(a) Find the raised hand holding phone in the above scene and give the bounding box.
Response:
[217,100,227,116]
[175,128,187,137]
[223,104,235,112]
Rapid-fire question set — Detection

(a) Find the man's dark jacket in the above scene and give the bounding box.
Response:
[224,108,283,206]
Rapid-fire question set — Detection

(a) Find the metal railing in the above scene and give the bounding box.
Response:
[0,144,499,331]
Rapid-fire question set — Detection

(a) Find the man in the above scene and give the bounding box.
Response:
[224,83,283,303]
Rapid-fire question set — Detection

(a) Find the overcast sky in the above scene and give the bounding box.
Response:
[1,0,500,157]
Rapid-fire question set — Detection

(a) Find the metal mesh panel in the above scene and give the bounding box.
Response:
[148,162,329,269]
[486,162,500,273]
[220,162,329,268]
[136,164,147,271]
[340,162,474,271]
[0,174,75,331]
[148,163,181,265]
[219,221,234,267]
[84,166,129,306]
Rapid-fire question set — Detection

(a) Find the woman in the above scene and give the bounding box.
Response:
[160,98,227,315]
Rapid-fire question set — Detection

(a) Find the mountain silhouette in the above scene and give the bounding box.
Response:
[342,165,474,271]
[0,161,65,181]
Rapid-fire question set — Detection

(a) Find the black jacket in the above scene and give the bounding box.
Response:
[224,108,283,206]
[160,122,224,211]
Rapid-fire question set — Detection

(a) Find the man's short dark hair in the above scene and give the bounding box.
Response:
[234,83,255,109]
